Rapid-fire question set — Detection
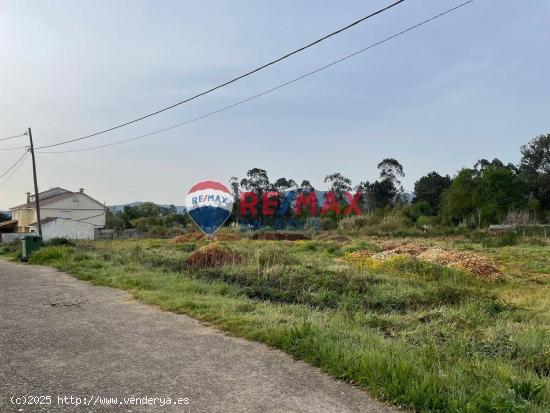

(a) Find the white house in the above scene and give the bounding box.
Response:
[9,187,106,235]
[28,217,96,241]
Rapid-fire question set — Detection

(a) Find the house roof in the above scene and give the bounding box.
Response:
[11,188,104,210]
[0,219,18,229]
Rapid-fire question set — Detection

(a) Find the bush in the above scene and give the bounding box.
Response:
[378,214,410,232]
[338,215,369,230]
[320,217,337,230]
[416,215,435,228]
[482,231,519,248]
[46,237,75,247]
[2,240,21,254]
[28,246,71,264]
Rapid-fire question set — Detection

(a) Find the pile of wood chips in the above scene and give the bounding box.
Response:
[354,241,502,280]
[417,248,502,280]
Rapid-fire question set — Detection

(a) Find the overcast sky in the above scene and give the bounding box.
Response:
[1,0,548,209]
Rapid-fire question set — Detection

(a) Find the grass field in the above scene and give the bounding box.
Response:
[2,232,549,412]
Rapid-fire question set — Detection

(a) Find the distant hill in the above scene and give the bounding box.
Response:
[108,202,186,214]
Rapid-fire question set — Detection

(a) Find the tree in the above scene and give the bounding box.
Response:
[413,172,452,215]
[377,158,405,189]
[441,164,525,227]
[440,169,478,226]
[474,165,525,225]
[273,177,297,192]
[519,134,550,211]
[356,179,397,210]
[105,209,130,230]
[107,202,185,231]
[0,211,10,223]
[324,173,351,202]
[229,176,240,222]
[240,168,272,194]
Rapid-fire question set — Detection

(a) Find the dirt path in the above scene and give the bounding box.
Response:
[0,261,396,412]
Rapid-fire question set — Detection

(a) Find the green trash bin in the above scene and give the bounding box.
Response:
[21,234,42,262]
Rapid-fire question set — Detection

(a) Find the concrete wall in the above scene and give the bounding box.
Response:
[0,233,24,243]
[41,219,95,241]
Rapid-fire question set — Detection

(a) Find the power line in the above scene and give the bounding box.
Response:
[0,132,27,142]
[35,0,405,150]
[0,144,28,151]
[0,151,30,187]
[38,0,475,155]
[0,149,29,181]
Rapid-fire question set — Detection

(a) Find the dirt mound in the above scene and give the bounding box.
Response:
[417,248,501,280]
[186,244,242,268]
[376,240,428,255]
[348,241,502,280]
[347,249,372,258]
[213,232,241,241]
[315,234,350,242]
[171,233,205,243]
[251,232,310,241]
[370,250,403,261]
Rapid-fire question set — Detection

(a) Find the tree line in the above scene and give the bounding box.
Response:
[105,133,549,232]
[231,133,550,228]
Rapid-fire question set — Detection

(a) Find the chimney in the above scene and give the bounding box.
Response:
[26,192,31,204]
[79,188,84,193]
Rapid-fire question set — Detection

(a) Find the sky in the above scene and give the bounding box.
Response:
[0,0,549,209]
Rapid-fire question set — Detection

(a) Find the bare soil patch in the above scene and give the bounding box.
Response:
[251,232,310,241]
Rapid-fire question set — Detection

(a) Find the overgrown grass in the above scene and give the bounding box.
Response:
[3,235,549,412]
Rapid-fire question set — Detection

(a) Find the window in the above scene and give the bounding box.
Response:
[73,197,79,203]
[60,211,71,219]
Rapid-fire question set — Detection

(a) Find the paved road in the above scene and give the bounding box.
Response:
[0,261,396,413]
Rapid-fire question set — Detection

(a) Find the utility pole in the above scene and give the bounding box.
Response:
[27,127,42,236]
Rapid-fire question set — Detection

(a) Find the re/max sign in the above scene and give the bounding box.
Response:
[239,191,362,216]
[191,194,231,206]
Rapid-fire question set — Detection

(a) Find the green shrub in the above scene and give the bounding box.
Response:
[482,231,519,248]
[28,246,71,264]
[416,215,435,228]
[46,237,75,247]
[320,217,337,230]
[2,240,21,254]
